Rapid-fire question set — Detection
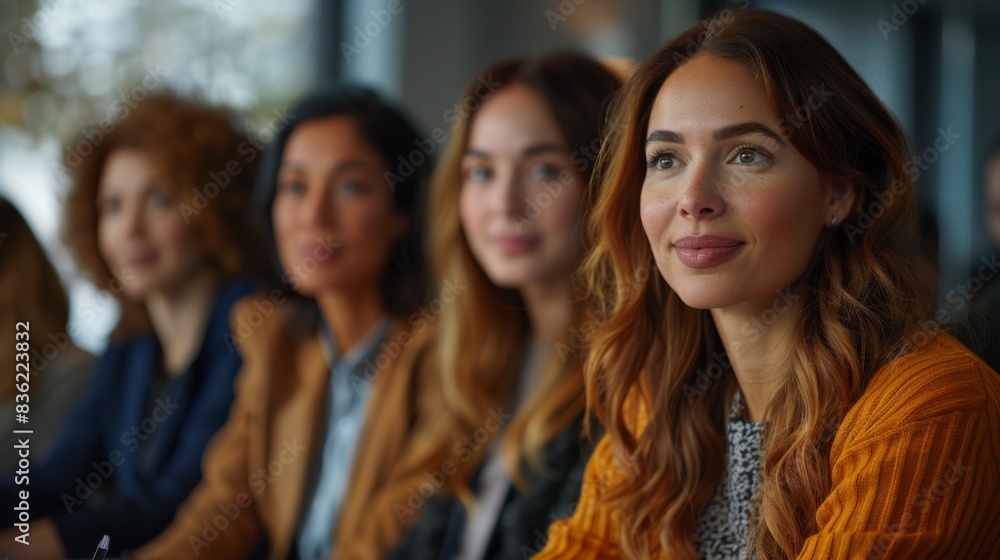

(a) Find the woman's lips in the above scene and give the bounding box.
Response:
[492,236,541,255]
[297,242,341,260]
[124,251,157,267]
[673,235,745,269]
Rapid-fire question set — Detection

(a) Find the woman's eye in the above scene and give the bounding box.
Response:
[279,181,305,195]
[98,199,120,215]
[339,180,366,195]
[149,193,173,209]
[732,146,772,166]
[737,149,764,164]
[647,152,675,170]
[531,164,559,181]
[468,166,491,182]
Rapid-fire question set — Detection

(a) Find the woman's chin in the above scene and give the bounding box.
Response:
[291,274,360,298]
[672,287,740,311]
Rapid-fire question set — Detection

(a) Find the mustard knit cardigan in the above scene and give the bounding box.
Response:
[535,332,1000,559]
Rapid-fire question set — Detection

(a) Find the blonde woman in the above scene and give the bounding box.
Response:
[379,53,621,559]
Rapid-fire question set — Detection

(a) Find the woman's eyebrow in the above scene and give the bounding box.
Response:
[278,162,305,173]
[279,159,380,174]
[712,122,787,146]
[646,130,682,145]
[523,143,563,156]
[464,144,564,160]
[645,122,787,146]
[331,159,381,174]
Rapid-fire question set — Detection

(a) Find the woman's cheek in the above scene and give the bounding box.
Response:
[354,207,389,240]
[97,221,121,271]
[639,190,671,244]
[542,184,584,235]
[760,179,816,230]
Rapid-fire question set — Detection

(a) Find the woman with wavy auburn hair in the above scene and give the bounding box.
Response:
[536,9,1000,560]
[379,53,621,559]
[0,92,266,558]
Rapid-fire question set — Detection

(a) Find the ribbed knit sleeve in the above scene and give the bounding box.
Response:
[797,335,1000,559]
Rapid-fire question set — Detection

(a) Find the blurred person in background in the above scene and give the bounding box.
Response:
[962,139,1000,371]
[987,139,1000,254]
[381,52,621,560]
[134,86,435,560]
[0,92,267,558]
[0,196,94,474]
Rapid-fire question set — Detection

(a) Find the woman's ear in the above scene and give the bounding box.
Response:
[825,174,857,227]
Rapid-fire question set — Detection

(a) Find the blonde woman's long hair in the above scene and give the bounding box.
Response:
[407,53,621,497]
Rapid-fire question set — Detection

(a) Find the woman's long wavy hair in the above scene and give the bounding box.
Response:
[402,53,621,497]
[583,10,927,559]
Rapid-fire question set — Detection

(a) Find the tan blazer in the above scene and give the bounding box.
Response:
[134,295,433,560]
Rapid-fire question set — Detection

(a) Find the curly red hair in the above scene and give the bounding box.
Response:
[61,91,265,338]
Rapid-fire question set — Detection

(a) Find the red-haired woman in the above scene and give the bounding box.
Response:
[537,10,1000,560]
[0,92,266,558]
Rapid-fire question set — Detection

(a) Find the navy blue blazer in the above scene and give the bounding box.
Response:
[2,279,258,557]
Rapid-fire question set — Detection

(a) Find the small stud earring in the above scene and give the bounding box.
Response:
[831,215,837,227]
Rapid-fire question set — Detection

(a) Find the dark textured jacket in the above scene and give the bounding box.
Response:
[385,418,594,560]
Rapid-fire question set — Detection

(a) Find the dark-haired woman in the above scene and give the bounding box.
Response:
[0,93,266,558]
[135,87,434,560]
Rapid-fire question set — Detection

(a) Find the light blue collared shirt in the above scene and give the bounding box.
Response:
[296,316,392,560]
